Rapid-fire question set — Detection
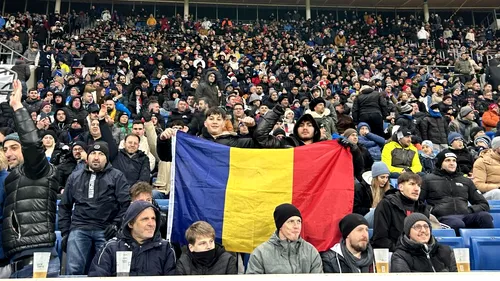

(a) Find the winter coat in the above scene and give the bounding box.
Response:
[176,244,237,275]
[22,98,42,113]
[352,87,388,123]
[304,107,337,139]
[66,98,88,121]
[448,147,474,175]
[2,108,59,258]
[454,58,473,75]
[472,149,500,193]
[354,180,373,216]
[321,243,375,273]
[420,169,490,219]
[195,72,220,107]
[449,117,478,144]
[166,109,193,128]
[246,232,323,274]
[481,110,499,131]
[88,201,176,276]
[395,114,422,144]
[357,123,385,161]
[420,111,449,145]
[112,149,151,186]
[391,235,457,272]
[81,51,100,67]
[419,151,437,174]
[371,190,430,252]
[11,59,30,82]
[58,163,130,237]
[381,138,422,174]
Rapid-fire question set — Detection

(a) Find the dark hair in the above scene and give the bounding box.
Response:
[205,107,226,119]
[130,181,153,201]
[0,127,15,137]
[132,120,144,127]
[124,133,140,143]
[170,120,185,128]
[397,172,422,186]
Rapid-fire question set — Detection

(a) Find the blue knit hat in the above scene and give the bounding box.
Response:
[448,132,464,145]
[371,162,390,178]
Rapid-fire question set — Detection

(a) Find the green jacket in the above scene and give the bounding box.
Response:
[246,232,323,274]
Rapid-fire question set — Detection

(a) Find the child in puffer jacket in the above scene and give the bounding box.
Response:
[357,122,385,161]
[419,140,437,173]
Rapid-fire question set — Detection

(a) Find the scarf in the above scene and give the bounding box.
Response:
[190,248,216,267]
[429,110,442,118]
[340,240,375,273]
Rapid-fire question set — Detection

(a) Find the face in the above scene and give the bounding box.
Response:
[132,124,145,137]
[399,179,421,201]
[56,110,66,122]
[90,120,101,136]
[133,192,153,204]
[189,236,215,252]
[233,105,244,117]
[451,139,464,149]
[72,98,81,109]
[348,133,358,144]
[279,216,302,241]
[29,90,38,100]
[88,150,107,171]
[422,144,433,155]
[346,224,369,252]
[409,221,431,244]
[129,208,156,244]
[105,100,115,111]
[204,114,224,135]
[297,121,314,141]
[208,74,215,83]
[259,105,269,115]
[3,141,23,169]
[465,111,475,121]
[42,135,54,148]
[359,126,369,136]
[124,135,139,154]
[314,103,325,114]
[441,157,457,173]
[72,145,84,160]
[178,101,188,112]
[399,135,412,147]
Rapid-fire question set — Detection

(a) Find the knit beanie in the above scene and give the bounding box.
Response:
[309,97,326,111]
[72,141,88,152]
[403,213,431,237]
[447,132,463,145]
[422,140,434,148]
[87,141,109,160]
[273,128,286,137]
[492,137,500,150]
[399,103,413,114]
[371,162,390,178]
[343,128,357,139]
[474,136,491,148]
[435,149,457,168]
[274,203,302,230]
[339,214,369,240]
[3,133,20,146]
[470,127,484,140]
[41,130,57,142]
[459,106,474,118]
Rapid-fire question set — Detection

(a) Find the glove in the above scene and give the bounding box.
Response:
[337,137,359,152]
[142,110,152,122]
[61,235,68,253]
[104,224,118,241]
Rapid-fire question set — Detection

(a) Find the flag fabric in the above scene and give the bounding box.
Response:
[167,132,354,253]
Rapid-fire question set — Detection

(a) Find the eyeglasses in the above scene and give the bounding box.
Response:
[411,224,430,231]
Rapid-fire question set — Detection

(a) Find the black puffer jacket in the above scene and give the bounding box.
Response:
[195,72,220,107]
[2,108,59,258]
[112,149,151,186]
[352,87,388,123]
[395,115,422,143]
[176,243,237,275]
[353,180,373,216]
[419,113,449,145]
[371,190,430,252]
[420,168,490,219]
[448,147,474,175]
[391,235,457,272]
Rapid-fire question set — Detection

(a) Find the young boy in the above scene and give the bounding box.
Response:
[419,140,437,173]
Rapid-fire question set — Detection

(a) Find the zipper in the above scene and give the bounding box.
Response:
[12,212,21,239]
[287,243,294,273]
[425,252,436,272]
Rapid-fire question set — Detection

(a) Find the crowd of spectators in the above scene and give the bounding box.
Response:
[0,6,499,278]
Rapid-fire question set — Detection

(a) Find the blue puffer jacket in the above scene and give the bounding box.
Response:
[357,122,385,161]
[88,201,176,276]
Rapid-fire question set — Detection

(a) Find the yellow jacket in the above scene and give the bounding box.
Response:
[473,149,500,192]
[381,140,422,173]
[147,17,157,26]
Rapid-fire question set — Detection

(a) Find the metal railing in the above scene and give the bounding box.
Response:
[0,42,29,65]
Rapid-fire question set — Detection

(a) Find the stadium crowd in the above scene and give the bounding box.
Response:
[0,5,500,278]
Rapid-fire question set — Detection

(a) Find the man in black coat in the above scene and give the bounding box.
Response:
[420,150,493,234]
[176,221,237,275]
[352,85,388,137]
[59,142,130,275]
[371,172,430,252]
[88,201,176,276]
[2,80,60,278]
[112,134,150,186]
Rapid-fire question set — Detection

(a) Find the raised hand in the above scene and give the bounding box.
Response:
[9,79,23,111]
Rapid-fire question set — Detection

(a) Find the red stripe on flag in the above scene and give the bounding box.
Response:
[292,140,354,251]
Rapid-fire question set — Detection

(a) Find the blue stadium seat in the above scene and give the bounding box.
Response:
[434,237,463,248]
[490,207,500,213]
[432,229,456,237]
[55,231,62,259]
[156,199,170,212]
[459,228,500,248]
[489,200,500,206]
[390,179,398,188]
[470,237,500,270]
[491,213,500,228]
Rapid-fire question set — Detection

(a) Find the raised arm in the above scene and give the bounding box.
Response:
[254,105,287,148]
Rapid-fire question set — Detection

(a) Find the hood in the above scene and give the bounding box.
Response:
[293,113,321,143]
[305,107,331,118]
[68,96,83,111]
[360,87,374,95]
[53,108,68,124]
[357,122,370,133]
[331,242,344,257]
[119,201,161,243]
[205,70,217,85]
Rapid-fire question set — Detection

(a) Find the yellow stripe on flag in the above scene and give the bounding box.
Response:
[222,148,294,253]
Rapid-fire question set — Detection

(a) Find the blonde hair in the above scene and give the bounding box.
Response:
[0,150,7,170]
[371,176,390,208]
[185,221,215,245]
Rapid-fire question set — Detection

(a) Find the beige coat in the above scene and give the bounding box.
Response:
[473,149,500,192]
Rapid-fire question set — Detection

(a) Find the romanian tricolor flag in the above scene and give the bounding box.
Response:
[167,132,354,253]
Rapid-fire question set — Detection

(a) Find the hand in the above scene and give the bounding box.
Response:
[272,104,285,115]
[61,235,68,252]
[104,224,118,240]
[143,110,152,122]
[160,128,177,140]
[80,151,87,161]
[240,117,255,127]
[98,104,107,119]
[9,79,23,111]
